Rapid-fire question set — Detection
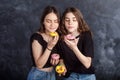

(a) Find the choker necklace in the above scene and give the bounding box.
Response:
[75,34,80,39]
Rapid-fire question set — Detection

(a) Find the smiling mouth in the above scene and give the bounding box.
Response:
[50,27,57,29]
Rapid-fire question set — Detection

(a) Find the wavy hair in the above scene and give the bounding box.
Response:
[39,5,60,33]
[60,7,90,35]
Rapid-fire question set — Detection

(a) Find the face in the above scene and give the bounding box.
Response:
[64,12,78,33]
[44,12,59,33]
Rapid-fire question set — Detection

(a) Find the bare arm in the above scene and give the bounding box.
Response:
[32,35,59,69]
[64,38,92,68]
[72,46,92,68]
[32,40,51,69]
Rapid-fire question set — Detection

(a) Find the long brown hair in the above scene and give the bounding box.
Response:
[60,7,90,35]
[39,5,60,33]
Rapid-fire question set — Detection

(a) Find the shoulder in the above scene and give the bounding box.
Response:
[81,31,93,41]
[31,32,42,38]
[82,31,92,37]
[82,31,91,35]
[30,32,43,42]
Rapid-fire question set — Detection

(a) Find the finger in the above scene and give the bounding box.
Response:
[50,59,54,65]
[62,70,67,76]
[62,72,66,76]
[64,70,67,75]
[52,59,55,65]
[55,59,59,65]
[54,36,59,41]
[73,38,77,43]
[64,39,70,45]
[53,36,57,40]
[51,59,56,65]
[54,60,57,65]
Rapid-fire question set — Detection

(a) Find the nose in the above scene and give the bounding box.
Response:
[50,21,57,27]
[50,22,54,26]
[68,20,73,25]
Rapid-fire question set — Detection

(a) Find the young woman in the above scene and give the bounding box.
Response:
[58,7,96,80]
[27,5,60,80]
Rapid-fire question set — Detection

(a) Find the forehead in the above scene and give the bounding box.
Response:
[65,12,76,18]
[45,12,58,19]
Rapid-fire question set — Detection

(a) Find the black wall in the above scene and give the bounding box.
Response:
[0,0,120,80]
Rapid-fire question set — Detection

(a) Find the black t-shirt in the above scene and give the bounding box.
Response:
[57,31,95,76]
[30,33,58,68]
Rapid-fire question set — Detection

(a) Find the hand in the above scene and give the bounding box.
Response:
[64,36,78,50]
[61,64,67,76]
[56,64,67,76]
[50,58,60,66]
[47,35,59,49]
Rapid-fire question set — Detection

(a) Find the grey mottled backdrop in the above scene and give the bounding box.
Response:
[0,0,120,80]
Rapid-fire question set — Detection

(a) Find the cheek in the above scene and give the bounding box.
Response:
[55,23,59,27]
[74,23,79,28]
[64,23,69,27]
[45,22,50,26]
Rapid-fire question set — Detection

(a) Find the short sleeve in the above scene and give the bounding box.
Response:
[82,31,94,58]
[30,33,47,51]
[30,33,46,45]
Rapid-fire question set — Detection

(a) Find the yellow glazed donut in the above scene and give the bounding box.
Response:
[49,32,58,37]
[55,65,65,74]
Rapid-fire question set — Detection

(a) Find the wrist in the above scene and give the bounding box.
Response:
[72,46,78,51]
[46,47,52,51]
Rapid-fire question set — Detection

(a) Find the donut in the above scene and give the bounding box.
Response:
[55,65,65,74]
[65,34,75,40]
[51,53,60,60]
[49,32,58,37]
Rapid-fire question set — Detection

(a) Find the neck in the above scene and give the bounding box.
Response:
[45,30,50,35]
[69,31,80,37]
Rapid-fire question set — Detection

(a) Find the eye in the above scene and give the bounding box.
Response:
[54,20,59,23]
[73,18,77,22]
[45,19,51,23]
[65,19,70,22]
[73,19,77,22]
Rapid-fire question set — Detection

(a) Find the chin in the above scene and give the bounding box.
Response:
[68,30,74,33]
[50,30,57,32]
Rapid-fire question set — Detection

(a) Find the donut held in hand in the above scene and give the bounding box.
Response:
[65,34,75,40]
[55,64,65,76]
[49,32,58,37]
[51,53,60,60]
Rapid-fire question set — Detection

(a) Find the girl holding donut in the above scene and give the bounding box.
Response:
[27,5,60,80]
[57,7,96,80]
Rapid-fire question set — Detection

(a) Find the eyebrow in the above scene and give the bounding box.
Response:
[45,19,58,22]
[45,19,51,20]
[45,18,58,20]
[65,17,76,19]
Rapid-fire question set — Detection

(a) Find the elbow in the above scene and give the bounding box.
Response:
[84,57,92,69]
[35,62,43,69]
[85,62,91,69]
[36,65,43,69]
[84,59,92,69]
[36,64,43,69]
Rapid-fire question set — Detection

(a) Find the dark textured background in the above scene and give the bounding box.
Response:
[0,0,120,80]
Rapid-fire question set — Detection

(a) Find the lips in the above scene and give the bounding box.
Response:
[50,28,57,30]
[67,26,73,28]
